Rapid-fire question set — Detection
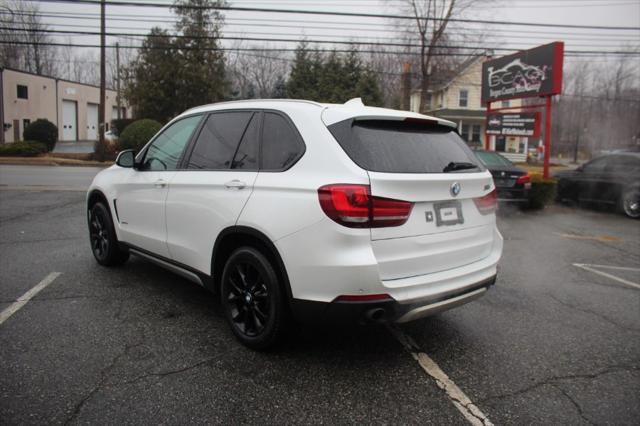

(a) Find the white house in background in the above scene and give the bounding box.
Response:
[1,67,130,144]
[410,56,529,163]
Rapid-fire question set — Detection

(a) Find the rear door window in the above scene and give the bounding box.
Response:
[187,111,253,170]
[231,113,260,170]
[328,119,483,173]
[261,112,305,171]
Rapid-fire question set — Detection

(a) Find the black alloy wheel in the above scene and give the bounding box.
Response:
[88,202,129,266]
[221,247,285,349]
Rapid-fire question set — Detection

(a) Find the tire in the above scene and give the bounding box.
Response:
[220,247,287,350]
[88,201,130,266]
[619,187,640,219]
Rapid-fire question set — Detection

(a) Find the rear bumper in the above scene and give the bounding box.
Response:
[290,274,496,325]
[277,217,503,324]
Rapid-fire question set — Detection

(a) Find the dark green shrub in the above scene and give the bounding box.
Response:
[23,119,58,152]
[119,119,162,151]
[0,141,48,157]
[110,118,136,136]
[528,175,557,210]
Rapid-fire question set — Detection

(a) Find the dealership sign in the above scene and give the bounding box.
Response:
[481,42,564,104]
[486,113,541,137]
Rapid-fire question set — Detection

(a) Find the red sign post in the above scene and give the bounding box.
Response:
[481,42,564,179]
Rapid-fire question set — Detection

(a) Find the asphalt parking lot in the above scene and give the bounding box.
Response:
[1,166,639,425]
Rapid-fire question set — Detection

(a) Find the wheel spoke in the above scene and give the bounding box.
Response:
[253,284,268,299]
[228,277,243,295]
[254,305,267,323]
[251,309,263,331]
[243,307,256,335]
[231,306,246,323]
[235,264,248,288]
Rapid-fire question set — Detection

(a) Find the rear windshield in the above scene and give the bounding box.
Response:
[328,119,484,173]
[475,151,513,167]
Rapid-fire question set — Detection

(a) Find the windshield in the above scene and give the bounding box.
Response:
[475,151,514,167]
[328,119,484,173]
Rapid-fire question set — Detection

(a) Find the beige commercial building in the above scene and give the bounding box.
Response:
[1,67,129,144]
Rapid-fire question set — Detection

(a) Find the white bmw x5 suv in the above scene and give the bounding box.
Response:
[87,98,503,349]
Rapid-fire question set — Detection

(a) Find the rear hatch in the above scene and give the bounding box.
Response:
[327,116,497,280]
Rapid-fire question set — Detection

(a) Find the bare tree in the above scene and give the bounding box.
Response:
[553,51,640,159]
[388,0,485,112]
[0,0,56,75]
[228,44,289,99]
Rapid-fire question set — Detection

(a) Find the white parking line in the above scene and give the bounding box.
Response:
[388,325,493,426]
[0,272,62,325]
[573,263,640,290]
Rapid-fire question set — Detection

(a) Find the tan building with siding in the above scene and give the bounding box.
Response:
[1,67,129,144]
[410,56,529,162]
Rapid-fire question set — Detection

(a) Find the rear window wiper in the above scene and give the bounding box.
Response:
[442,162,479,173]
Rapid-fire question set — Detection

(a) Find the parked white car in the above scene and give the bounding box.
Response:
[86,98,503,349]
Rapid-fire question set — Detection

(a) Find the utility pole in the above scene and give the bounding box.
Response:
[116,42,121,120]
[97,0,106,161]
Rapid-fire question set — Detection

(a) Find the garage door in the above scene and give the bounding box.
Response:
[87,103,99,141]
[62,100,77,141]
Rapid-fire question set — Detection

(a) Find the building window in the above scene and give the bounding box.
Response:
[501,100,510,107]
[460,123,470,142]
[471,124,481,143]
[425,93,432,110]
[459,89,468,108]
[23,119,31,138]
[17,85,28,99]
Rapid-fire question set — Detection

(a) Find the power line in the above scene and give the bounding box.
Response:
[1,39,636,58]
[6,10,639,41]
[33,0,640,31]
[5,26,639,56]
[23,22,638,47]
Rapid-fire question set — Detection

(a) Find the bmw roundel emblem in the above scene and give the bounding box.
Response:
[450,182,461,197]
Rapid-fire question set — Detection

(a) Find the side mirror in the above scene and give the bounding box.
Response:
[115,149,136,168]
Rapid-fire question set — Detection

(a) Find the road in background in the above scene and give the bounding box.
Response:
[0,165,103,191]
[0,184,638,424]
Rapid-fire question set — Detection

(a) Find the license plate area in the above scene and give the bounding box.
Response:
[434,200,464,226]
[495,178,515,187]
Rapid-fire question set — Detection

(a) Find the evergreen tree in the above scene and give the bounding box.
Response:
[271,75,287,98]
[285,43,383,106]
[172,0,228,112]
[124,28,178,123]
[124,0,228,122]
[286,41,320,100]
[355,69,383,107]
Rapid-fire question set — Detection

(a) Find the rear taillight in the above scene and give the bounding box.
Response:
[516,174,531,185]
[473,188,498,215]
[318,184,413,228]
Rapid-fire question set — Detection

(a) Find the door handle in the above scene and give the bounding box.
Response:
[154,179,167,188]
[224,179,246,190]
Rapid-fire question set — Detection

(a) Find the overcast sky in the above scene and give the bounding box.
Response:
[30,0,640,69]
